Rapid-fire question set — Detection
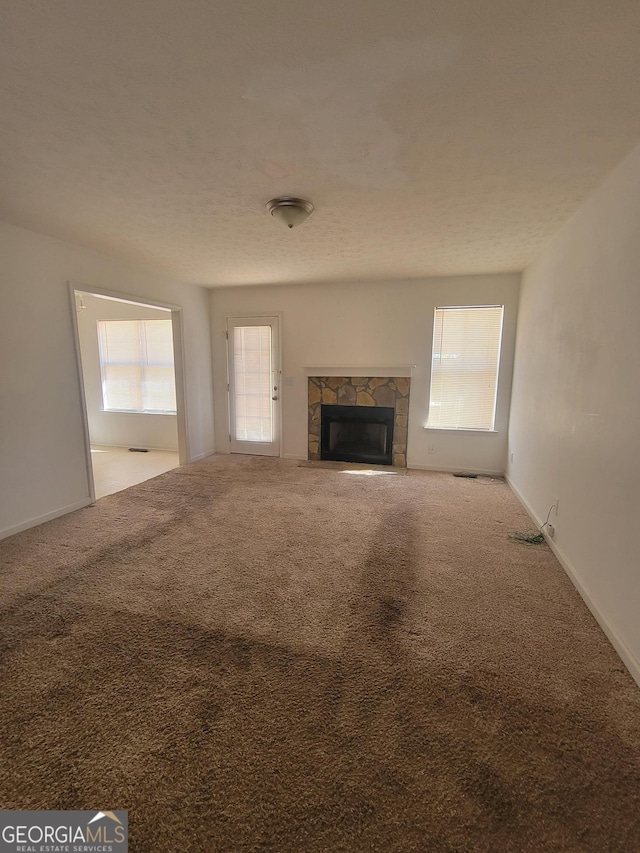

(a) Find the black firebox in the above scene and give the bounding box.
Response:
[320,404,394,465]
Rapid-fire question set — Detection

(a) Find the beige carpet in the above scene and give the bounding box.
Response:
[1,454,639,852]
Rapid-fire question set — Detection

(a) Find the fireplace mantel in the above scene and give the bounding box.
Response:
[304,365,415,378]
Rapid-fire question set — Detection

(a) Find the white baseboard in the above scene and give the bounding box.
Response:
[1,498,93,541]
[189,449,216,462]
[93,442,180,452]
[408,462,505,477]
[506,475,640,690]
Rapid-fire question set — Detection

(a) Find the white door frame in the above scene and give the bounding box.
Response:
[226,314,283,457]
[68,282,190,504]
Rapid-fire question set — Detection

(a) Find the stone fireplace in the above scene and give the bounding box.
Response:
[308,376,410,467]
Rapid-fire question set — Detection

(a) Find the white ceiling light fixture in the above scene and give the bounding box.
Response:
[266,196,314,229]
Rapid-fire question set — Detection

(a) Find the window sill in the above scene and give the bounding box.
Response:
[101,409,177,416]
[423,427,499,435]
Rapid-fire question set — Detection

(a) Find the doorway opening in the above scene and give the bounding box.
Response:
[70,286,189,501]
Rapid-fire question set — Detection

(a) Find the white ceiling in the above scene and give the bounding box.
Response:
[2,1,640,287]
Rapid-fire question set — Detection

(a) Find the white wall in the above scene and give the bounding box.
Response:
[76,294,178,451]
[211,274,520,473]
[508,142,640,686]
[0,221,214,539]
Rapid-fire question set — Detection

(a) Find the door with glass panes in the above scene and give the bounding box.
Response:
[227,317,280,456]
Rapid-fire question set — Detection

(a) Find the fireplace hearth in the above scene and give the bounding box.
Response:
[321,404,394,465]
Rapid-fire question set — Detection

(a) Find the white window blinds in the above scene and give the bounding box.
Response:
[427,306,504,430]
[97,319,177,414]
[233,325,273,442]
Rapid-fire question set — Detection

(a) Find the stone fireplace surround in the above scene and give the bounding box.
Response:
[308,375,410,467]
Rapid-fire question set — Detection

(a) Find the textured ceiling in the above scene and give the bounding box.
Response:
[2,1,640,287]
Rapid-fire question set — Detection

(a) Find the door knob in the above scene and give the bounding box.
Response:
[272,395,278,401]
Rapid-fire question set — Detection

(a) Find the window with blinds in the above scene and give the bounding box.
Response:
[426,306,504,430]
[233,325,273,442]
[97,319,177,414]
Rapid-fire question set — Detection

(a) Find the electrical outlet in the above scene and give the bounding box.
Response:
[554,497,559,515]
